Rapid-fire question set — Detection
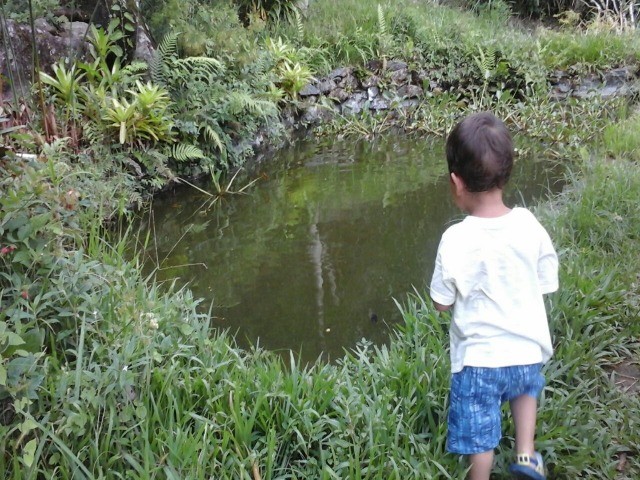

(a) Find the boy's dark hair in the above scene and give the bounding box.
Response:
[445,111,513,192]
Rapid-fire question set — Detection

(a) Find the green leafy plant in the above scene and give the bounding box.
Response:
[1,0,60,22]
[149,31,281,173]
[277,62,313,98]
[264,36,314,98]
[102,81,174,146]
[235,0,299,23]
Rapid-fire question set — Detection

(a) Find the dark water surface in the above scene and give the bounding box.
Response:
[141,134,562,362]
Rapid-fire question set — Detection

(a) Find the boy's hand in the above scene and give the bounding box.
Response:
[433,301,452,312]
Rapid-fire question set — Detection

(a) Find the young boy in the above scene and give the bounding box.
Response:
[430,112,558,480]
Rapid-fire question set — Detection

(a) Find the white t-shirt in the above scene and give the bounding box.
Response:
[430,207,558,373]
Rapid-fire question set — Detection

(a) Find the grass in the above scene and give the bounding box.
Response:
[539,28,640,71]
[2,137,639,478]
[602,107,640,161]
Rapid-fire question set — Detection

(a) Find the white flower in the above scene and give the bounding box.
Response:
[141,312,159,330]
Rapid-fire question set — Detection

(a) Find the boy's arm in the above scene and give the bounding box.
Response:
[538,228,559,294]
[430,241,456,311]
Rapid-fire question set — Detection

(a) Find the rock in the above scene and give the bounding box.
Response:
[328,88,350,103]
[296,0,310,13]
[401,99,419,109]
[390,68,409,85]
[328,67,353,80]
[338,74,359,90]
[415,69,431,84]
[134,26,155,64]
[370,97,389,110]
[549,67,637,101]
[299,83,321,97]
[600,83,630,98]
[63,0,111,28]
[362,75,380,88]
[34,18,56,34]
[367,86,380,100]
[366,59,383,72]
[397,84,423,98]
[550,70,570,82]
[410,69,422,85]
[250,131,266,149]
[574,75,604,99]
[387,60,407,72]
[604,67,633,85]
[300,104,336,125]
[317,78,336,94]
[52,7,90,22]
[551,82,572,100]
[60,21,90,38]
[0,19,92,98]
[341,92,367,115]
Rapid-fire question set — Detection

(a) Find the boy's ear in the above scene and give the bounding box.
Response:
[450,172,466,194]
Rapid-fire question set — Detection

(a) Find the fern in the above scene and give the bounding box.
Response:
[175,57,225,77]
[294,7,304,44]
[203,126,226,154]
[158,32,180,59]
[225,92,278,119]
[378,4,387,37]
[474,44,497,80]
[150,32,181,85]
[171,143,206,162]
[122,61,149,76]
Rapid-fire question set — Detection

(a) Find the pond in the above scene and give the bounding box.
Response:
[139,133,563,362]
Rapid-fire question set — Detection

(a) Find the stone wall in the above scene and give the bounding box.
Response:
[296,59,638,126]
[0,19,92,99]
[297,60,428,126]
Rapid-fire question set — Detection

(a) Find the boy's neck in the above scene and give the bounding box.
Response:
[463,188,511,218]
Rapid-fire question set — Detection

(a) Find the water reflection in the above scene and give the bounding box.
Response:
[140,134,562,362]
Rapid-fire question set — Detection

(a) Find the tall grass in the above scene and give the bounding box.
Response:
[602,107,640,161]
[2,147,639,478]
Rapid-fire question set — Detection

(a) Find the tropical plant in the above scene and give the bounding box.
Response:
[264,36,314,98]
[101,81,173,146]
[277,61,313,98]
[149,31,281,172]
[234,0,300,23]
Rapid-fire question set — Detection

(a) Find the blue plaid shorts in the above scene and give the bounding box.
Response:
[447,364,545,455]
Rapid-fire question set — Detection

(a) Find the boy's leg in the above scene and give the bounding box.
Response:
[509,394,537,456]
[507,366,547,479]
[468,450,494,480]
[448,367,503,479]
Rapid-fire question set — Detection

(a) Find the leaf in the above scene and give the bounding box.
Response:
[171,144,206,162]
[20,418,38,434]
[19,329,44,354]
[119,122,127,144]
[29,213,51,233]
[4,331,26,347]
[179,323,194,336]
[22,439,37,467]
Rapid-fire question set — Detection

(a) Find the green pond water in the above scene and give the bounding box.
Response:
[141,134,562,362]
